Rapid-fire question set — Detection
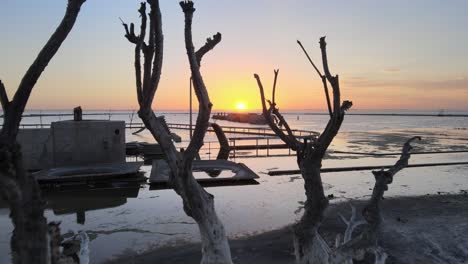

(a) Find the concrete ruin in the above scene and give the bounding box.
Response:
[18,120,126,171]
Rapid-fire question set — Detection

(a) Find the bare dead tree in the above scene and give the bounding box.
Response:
[325,136,421,263]
[0,1,87,263]
[256,38,422,263]
[254,37,352,263]
[121,1,232,263]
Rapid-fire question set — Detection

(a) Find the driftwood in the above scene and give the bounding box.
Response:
[254,37,352,263]
[0,1,87,264]
[122,1,232,263]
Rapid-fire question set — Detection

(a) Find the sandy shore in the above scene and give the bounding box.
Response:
[107,193,468,264]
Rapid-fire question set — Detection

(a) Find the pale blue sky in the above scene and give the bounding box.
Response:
[1,0,467,110]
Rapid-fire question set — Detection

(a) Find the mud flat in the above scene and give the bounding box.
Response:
[107,194,468,264]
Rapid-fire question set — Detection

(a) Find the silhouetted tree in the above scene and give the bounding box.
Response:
[255,37,352,262]
[0,1,87,263]
[121,1,232,263]
[255,37,420,263]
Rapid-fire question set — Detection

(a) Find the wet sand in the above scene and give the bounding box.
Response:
[107,194,468,264]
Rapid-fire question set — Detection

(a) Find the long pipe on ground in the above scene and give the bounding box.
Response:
[268,161,468,176]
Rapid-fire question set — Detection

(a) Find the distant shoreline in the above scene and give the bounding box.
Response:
[4,112,468,118]
[284,112,468,117]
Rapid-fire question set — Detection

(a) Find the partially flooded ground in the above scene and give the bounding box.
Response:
[107,194,468,264]
[1,112,467,263]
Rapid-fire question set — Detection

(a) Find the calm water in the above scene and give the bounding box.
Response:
[1,111,468,263]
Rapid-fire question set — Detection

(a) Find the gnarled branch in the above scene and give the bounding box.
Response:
[1,0,87,142]
[272,69,279,104]
[254,73,299,150]
[315,37,352,156]
[196,33,222,67]
[122,0,180,176]
[208,123,230,177]
[148,0,164,105]
[121,3,146,104]
[180,0,221,163]
[297,40,332,117]
[330,137,421,263]
[363,136,421,228]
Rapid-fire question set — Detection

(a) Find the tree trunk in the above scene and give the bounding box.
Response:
[0,144,48,264]
[178,169,232,264]
[138,110,233,264]
[293,159,330,264]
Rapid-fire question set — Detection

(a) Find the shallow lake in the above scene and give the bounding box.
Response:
[1,111,467,263]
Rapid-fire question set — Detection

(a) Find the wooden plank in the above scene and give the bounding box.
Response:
[34,162,144,184]
[149,178,259,190]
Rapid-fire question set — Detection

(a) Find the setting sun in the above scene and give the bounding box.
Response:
[235,102,248,111]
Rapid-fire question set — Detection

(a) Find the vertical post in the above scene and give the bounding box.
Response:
[189,76,193,139]
[208,141,211,160]
[256,138,258,157]
[129,110,135,128]
[73,106,82,121]
[267,138,269,157]
[39,110,43,128]
[233,139,236,159]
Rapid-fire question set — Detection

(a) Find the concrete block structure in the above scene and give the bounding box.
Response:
[51,120,125,167]
[17,128,53,170]
[18,120,126,170]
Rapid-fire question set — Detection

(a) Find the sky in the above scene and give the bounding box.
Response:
[1,0,467,111]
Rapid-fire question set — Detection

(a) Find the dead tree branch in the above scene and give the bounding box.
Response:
[196,33,222,67]
[315,37,353,156]
[272,69,279,104]
[211,123,230,161]
[181,1,221,163]
[254,73,300,150]
[208,123,229,177]
[1,0,86,142]
[297,40,332,117]
[363,136,421,229]
[329,137,421,263]
[121,3,146,104]
[122,0,180,171]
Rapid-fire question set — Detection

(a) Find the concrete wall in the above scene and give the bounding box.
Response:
[18,120,126,170]
[51,120,126,167]
[17,128,53,170]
